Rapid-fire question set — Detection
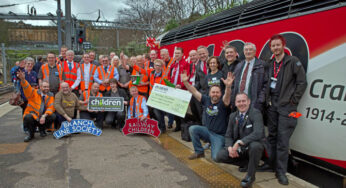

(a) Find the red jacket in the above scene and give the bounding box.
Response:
[168,58,190,90]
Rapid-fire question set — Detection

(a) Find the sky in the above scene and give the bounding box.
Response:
[0,0,128,25]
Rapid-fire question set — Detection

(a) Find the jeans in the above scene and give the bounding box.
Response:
[167,113,174,126]
[189,125,225,161]
[153,109,166,132]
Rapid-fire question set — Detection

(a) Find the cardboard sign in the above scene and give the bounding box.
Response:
[147,84,192,118]
[122,118,160,138]
[88,96,124,111]
[53,119,102,139]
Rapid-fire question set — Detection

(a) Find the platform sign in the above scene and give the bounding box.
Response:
[53,119,102,139]
[88,97,124,111]
[147,84,192,118]
[122,118,160,138]
[83,42,92,50]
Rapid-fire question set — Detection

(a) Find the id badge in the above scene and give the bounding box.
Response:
[55,72,59,76]
[270,77,277,89]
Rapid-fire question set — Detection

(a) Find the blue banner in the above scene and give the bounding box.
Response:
[53,119,102,139]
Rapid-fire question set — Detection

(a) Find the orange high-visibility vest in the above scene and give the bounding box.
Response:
[61,61,79,88]
[163,57,175,78]
[21,79,55,121]
[81,90,103,107]
[129,95,149,119]
[145,61,154,73]
[41,63,63,82]
[96,65,116,91]
[128,67,149,94]
[149,71,166,95]
[80,63,97,91]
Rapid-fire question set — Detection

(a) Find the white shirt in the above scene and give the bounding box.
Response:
[67,61,75,69]
[240,58,255,94]
[71,63,91,90]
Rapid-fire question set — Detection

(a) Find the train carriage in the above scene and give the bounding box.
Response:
[158,0,346,177]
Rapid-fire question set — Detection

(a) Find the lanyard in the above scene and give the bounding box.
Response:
[273,61,283,78]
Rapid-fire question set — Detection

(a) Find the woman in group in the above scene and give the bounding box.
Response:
[206,56,225,94]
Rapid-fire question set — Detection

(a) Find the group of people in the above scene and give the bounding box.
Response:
[12,33,307,187]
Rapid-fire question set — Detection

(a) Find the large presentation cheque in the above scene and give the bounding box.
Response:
[147,84,192,118]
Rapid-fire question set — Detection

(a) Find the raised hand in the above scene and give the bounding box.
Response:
[221,72,235,87]
[180,71,189,83]
[16,69,25,80]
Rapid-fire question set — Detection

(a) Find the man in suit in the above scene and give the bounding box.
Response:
[195,46,209,95]
[231,43,267,112]
[216,92,264,188]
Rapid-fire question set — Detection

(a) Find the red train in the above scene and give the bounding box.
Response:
[158,0,346,177]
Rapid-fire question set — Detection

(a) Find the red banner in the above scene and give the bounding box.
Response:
[122,118,161,138]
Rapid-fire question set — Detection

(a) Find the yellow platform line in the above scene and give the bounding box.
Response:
[157,134,242,188]
[0,143,29,155]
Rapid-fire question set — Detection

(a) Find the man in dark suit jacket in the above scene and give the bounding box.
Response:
[231,43,268,112]
[216,93,265,188]
[195,46,209,95]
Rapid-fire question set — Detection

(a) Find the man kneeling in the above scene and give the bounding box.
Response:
[181,72,234,161]
[216,93,264,188]
[17,70,56,142]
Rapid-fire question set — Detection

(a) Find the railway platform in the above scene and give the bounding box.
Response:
[0,102,318,187]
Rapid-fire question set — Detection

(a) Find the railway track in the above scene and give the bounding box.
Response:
[0,85,14,105]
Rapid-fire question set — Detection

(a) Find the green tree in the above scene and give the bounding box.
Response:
[164,19,179,32]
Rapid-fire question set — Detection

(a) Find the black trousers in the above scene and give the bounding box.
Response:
[80,111,105,129]
[266,102,297,175]
[24,113,56,137]
[189,96,202,124]
[105,111,126,128]
[55,111,77,129]
[216,141,264,178]
[153,108,166,132]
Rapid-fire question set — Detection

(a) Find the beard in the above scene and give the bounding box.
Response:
[211,96,220,103]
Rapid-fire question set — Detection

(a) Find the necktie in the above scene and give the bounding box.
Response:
[40,95,46,115]
[104,66,108,73]
[203,61,207,75]
[132,98,136,118]
[68,62,72,71]
[240,62,250,92]
[239,113,244,127]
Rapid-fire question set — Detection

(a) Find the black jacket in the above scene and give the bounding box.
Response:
[195,60,209,95]
[221,59,240,76]
[225,107,265,147]
[265,54,307,107]
[231,58,268,111]
[104,88,130,103]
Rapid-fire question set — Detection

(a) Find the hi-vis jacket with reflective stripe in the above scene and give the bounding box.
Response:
[79,90,103,111]
[80,63,97,91]
[129,65,149,94]
[129,95,149,119]
[41,63,63,81]
[61,61,79,88]
[149,70,167,95]
[20,79,55,120]
[96,65,116,91]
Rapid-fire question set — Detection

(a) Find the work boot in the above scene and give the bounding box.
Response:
[173,123,181,132]
[24,135,33,142]
[188,153,205,160]
[257,163,274,172]
[240,175,255,188]
[276,173,289,185]
[238,165,248,172]
[40,130,47,137]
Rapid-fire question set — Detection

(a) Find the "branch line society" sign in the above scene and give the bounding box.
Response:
[88,97,124,111]
[53,119,102,139]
